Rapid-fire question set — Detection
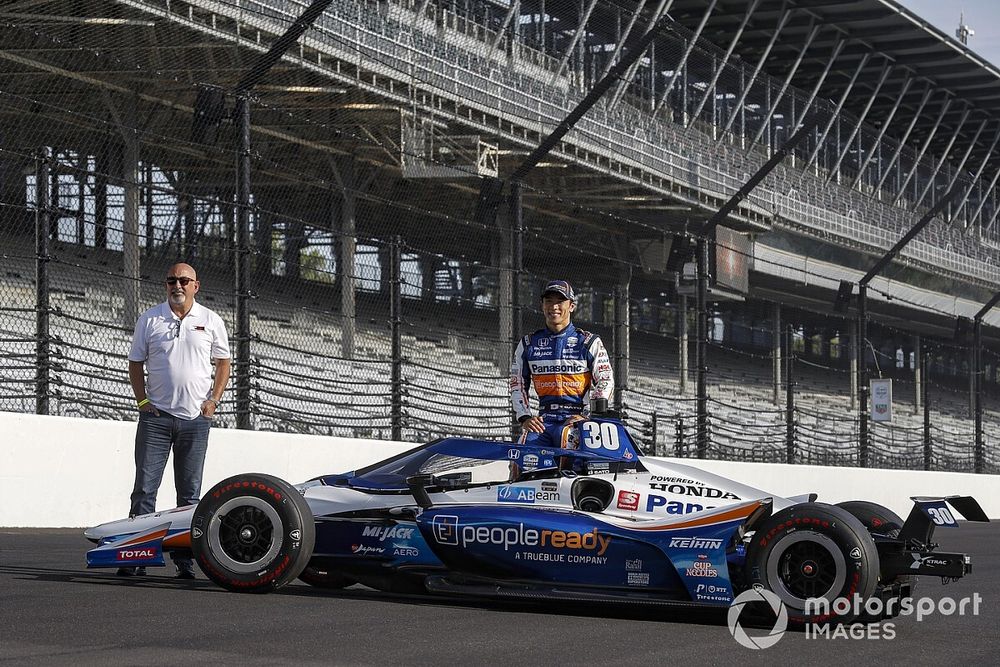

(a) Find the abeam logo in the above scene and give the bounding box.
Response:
[498,486,536,503]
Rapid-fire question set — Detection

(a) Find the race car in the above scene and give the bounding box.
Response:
[85,417,988,623]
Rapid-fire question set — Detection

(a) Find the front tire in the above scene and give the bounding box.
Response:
[192,473,315,593]
[745,503,879,624]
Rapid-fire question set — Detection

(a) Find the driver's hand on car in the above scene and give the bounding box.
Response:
[520,415,544,433]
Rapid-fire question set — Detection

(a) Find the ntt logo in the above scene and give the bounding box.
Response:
[727,588,788,650]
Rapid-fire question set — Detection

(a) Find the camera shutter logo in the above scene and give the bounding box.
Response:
[728,588,788,650]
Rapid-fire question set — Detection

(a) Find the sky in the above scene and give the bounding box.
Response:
[897,0,1000,68]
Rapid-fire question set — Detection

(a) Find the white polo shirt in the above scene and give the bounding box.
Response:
[128,301,231,420]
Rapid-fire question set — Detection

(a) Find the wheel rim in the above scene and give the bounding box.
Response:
[765,532,846,611]
[208,496,284,574]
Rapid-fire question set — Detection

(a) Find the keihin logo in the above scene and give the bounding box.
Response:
[669,536,723,549]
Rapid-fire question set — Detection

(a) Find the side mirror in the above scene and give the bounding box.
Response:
[431,472,472,488]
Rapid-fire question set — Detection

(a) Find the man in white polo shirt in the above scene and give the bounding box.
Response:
[122,262,231,579]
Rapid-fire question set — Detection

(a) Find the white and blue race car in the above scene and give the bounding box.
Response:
[85,418,987,623]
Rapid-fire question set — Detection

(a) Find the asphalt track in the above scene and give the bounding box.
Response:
[1,524,998,666]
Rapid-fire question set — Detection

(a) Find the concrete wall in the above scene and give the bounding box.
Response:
[1,412,997,527]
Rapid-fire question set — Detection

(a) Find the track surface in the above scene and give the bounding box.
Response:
[2,524,998,666]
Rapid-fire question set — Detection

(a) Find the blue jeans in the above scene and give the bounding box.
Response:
[130,410,211,567]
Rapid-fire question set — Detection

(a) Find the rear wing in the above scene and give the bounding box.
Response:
[898,495,990,544]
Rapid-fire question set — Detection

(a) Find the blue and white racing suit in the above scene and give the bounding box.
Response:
[509,322,614,450]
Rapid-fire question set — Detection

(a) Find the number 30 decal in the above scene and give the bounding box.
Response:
[926,506,956,526]
[582,422,620,450]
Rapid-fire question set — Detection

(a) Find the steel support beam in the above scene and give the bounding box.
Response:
[550,0,599,85]
[747,21,820,151]
[792,39,846,132]
[688,0,761,128]
[597,0,646,81]
[651,0,717,116]
[911,107,972,210]
[850,76,915,190]
[874,85,936,194]
[608,0,674,110]
[717,7,793,140]
[805,53,871,170]
[953,125,1000,222]
[825,59,894,182]
[891,97,954,206]
[941,118,989,219]
[969,166,1000,231]
[489,0,520,53]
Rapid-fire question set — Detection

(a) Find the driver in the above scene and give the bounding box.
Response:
[509,280,614,452]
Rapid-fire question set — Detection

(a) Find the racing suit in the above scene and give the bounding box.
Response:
[509,322,614,449]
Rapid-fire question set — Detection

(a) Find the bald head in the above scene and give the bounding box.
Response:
[167,263,197,280]
[165,263,200,315]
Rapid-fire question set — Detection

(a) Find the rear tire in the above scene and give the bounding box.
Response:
[745,503,879,624]
[836,500,917,595]
[192,473,315,593]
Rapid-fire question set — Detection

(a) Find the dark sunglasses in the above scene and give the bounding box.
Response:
[166,276,195,286]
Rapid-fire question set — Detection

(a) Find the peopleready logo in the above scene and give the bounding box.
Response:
[727,591,983,649]
[430,516,611,556]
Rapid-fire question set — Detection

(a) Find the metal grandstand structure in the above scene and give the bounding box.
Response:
[1,0,999,472]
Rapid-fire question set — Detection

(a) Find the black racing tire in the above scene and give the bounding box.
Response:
[835,501,904,537]
[836,500,917,594]
[745,502,880,624]
[298,564,355,590]
[192,473,315,593]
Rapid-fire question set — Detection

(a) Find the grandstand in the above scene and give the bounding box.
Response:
[1,0,999,473]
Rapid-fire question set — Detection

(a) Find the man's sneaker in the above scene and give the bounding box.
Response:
[116,567,146,576]
[175,564,196,580]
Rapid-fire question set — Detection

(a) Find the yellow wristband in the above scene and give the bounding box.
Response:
[137,398,150,408]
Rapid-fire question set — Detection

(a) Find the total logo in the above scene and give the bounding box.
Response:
[362,525,415,541]
[118,548,155,561]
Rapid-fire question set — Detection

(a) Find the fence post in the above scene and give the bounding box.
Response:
[695,237,709,459]
[235,95,252,430]
[390,235,403,441]
[35,148,51,415]
[973,318,983,473]
[857,283,869,467]
[785,324,795,465]
[511,181,523,348]
[650,410,658,456]
[923,350,931,471]
[675,418,684,457]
